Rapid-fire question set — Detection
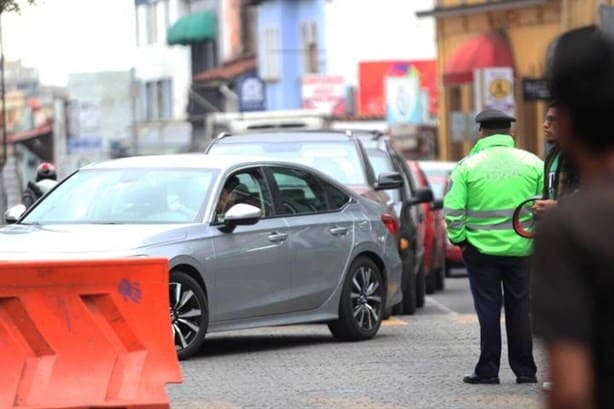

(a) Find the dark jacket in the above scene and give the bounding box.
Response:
[543,145,580,200]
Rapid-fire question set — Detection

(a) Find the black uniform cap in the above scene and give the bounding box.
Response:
[475,109,516,130]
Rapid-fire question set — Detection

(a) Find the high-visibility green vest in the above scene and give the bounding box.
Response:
[444,134,544,257]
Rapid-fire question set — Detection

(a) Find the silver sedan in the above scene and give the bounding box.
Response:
[1,154,402,360]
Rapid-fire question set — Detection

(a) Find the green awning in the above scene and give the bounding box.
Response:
[167,10,217,46]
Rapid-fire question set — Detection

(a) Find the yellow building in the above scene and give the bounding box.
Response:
[418,0,614,160]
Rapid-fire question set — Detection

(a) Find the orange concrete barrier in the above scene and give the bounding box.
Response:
[0,258,182,409]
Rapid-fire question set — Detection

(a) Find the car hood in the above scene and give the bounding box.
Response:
[0,223,189,258]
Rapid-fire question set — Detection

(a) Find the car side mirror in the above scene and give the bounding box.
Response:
[375,172,403,191]
[430,199,444,210]
[218,203,262,233]
[4,204,26,224]
[406,187,434,206]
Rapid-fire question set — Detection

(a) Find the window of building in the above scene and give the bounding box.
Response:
[301,21,318,74]
[146,2,158,45]
[262,27,281,81]
[191,41,218,75]
[141,78,173,121]
[240,5,257,55]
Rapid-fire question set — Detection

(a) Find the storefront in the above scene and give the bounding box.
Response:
[418,0,606,160]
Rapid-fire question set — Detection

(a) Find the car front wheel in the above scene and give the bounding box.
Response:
[329,256,385,341]
[169,270,209,360]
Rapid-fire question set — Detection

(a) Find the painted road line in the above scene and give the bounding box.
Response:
[381,316,408,326]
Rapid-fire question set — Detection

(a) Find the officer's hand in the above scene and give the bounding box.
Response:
[531,199,557,216]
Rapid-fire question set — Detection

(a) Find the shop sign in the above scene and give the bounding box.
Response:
[301,74,346,115]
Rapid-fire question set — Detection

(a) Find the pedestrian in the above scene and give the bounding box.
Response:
[531,100,581,393]
[532,100,580,217]
[23,162,58,209]
[532,25,614,409]
[444,109,543,385]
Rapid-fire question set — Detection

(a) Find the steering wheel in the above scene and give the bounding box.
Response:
[512,196,541,239]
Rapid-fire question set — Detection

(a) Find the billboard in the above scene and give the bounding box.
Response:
[385,75,421,125]
[301,74,346,115]
[358,60,437,117]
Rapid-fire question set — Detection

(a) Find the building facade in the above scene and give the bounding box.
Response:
[418,0,613,160]
[134,0,194,154]
[255,0,327,110]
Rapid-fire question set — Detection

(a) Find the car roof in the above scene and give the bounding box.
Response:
[80,153,317,172]
[417,160,458,171]
[212,130,356,144]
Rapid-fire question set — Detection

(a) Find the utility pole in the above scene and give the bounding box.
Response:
[0,9,7,213]
[0,10,6,169]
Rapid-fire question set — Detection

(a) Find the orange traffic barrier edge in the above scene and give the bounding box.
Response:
[0,257,183,409]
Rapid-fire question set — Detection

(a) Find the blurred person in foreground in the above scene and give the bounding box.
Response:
[532,25,614,409]
[444,109,543,385]
[22,162,58,209]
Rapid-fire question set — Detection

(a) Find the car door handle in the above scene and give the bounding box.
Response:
[268,232,288,243]
[329,226,349,236]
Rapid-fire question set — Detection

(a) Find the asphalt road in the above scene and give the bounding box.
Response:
[167,274,547,409]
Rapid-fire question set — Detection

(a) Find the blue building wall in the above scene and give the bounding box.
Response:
[257,0,327,111]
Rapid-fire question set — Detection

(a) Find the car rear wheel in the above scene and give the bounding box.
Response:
[425,267,436,295]
[169,270,209,360]
[435,258,446,291]
[416,264,426,308]
[328,256,384,341]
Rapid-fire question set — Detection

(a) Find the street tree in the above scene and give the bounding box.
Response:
[0,0,35,13]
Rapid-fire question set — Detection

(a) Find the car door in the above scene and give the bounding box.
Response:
[210,167,292,322]
[266,166,355,312]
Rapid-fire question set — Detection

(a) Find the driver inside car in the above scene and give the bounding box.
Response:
[215,175,241,222]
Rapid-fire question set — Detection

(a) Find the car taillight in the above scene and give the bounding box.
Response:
[381,214,398,237]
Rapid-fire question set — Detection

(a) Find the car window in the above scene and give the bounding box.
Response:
[321,180,351,211]
[22,168,218,224]
[209,140,367,185]
[214,168,273,223]
[269,167,328,215]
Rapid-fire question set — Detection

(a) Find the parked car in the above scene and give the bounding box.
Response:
[354,131,433,312]
[407,160,446,293]
[205,131,433,315]
[1,154,403,360]
[418,161,464,275]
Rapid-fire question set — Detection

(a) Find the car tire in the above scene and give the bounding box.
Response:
[399,264,417,315]
[169,270,209,361]
[435,258,446,291]
[425,267,436,295]
[416,264,426,308]
[328,256,385,342]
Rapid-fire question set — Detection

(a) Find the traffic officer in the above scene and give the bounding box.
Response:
[444,109,543,385]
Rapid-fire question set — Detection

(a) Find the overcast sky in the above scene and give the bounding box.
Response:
[3,0,137,86]
[1,0,435,87]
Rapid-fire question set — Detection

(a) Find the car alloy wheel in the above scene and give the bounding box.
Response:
[328,256,385,341]
[169,271,208,360]
[351,265,383,331]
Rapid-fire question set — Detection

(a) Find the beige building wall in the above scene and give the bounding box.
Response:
[433,0,609,160]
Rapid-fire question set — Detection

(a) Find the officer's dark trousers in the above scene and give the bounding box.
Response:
[463,245,537,378]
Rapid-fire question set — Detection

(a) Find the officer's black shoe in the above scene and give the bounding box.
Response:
[462,374,500,384]
[517,375,538,384]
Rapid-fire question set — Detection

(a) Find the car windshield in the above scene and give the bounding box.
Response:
[21,168,218,224]
[209,141,366,185]
[365,148,399,202]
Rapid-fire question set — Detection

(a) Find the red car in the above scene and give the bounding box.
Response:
[407,161,446,293]
[419,161,464,276]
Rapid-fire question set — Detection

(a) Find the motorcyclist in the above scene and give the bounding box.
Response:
[23,162,58,208]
